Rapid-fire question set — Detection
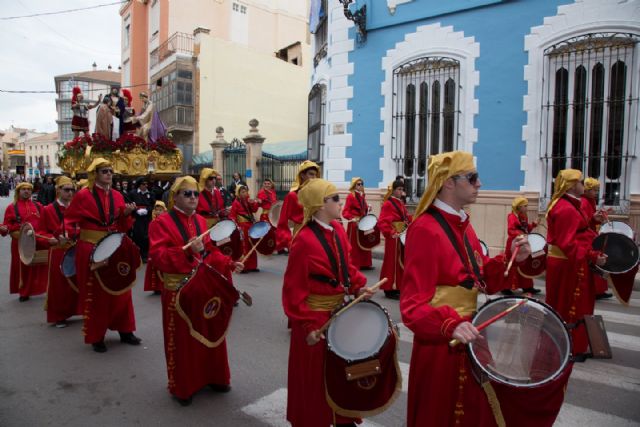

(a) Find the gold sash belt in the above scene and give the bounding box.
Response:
[547,245,567,259]
[305,294,343,311]
[205,217,219,228]
[392,221,407,233]
[79,229,108,244]
[157,272,190,291]
[430,285,478,317]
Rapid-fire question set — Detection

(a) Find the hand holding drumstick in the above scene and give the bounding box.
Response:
[504,234,531,277]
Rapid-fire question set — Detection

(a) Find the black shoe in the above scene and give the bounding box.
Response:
[153,290,162,295]
[277,249,288,255]
[522,287,541,295]
[55,321,68,329]
[18,296,29,302]
[119,332,142,345]
[336,423,357,427]
[250,268,260,273]
[209,384,231,393]
[175,396,193,406]
[596,292,613,300]
[92,341,107,353]
[500,289,514,296]
[384,291,400,300]
[359,266,375,271]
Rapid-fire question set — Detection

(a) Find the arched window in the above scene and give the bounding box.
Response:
[307,83,326,165]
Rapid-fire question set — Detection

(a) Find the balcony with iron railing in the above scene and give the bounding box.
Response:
[149,32,194,71]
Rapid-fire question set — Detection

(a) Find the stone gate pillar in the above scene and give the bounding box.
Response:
[209,126,229,176]
[243,119,265,196]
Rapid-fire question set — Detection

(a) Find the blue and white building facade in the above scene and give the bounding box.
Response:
[308,0,640,239]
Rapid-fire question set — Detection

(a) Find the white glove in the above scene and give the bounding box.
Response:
[136,208,148,216]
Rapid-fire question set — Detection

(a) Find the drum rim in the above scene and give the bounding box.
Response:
[527,233,547,252]
[249,220,271,239]
[326,299,392,362]
[90,232,125,263]
[210,219,237,241]
[18,222,37,264]
[60,246,77,277]
[592,233,640,274]
[357,214,378,231]
[468,295,572,388]
[599,221,633,237]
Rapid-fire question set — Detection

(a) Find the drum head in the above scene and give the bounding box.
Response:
[327,301,390,361]
[592,232,639,274]
[249,221,271,239]
[268,201,283,225]
[399,231,407,246]
[210,220,236,242]
[61,247,77,278]
[92,233,124,263]
[600,221,634,239]
[18,223,36,264]
[468,297,571,388]
[479,240,489,257]
[528,233,547,253]
[358,214,378,232]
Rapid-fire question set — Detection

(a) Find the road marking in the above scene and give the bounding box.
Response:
[555,403,638,426]
[572,360,640,393]
[594,308,640,325]
[608,331,640,352]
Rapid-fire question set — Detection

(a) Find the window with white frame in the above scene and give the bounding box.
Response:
[307,83,326,165]
[150,0,160,40]
[391,57,460,201]
[123,15,131,49]
[312,0,327,67]
[540,33,639,212]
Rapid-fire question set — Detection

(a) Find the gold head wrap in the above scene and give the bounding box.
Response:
[168,176,198,210]
[290,160,321,191]
[55,176,74,190]
[152,200,167,219]
[235,184,249,198]
[86,158,113,190]
[414,151,475,217]
[383,181,394,202]
[512,196,528,214]
[348,177,363,193]
[297,178,338,232]
[584,177,600,191]
[14,182,33,202]
[198,168,218,191]
[76,179,88,190]
[546,169,582,217]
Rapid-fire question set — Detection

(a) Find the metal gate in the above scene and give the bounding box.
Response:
[260,152,306,199]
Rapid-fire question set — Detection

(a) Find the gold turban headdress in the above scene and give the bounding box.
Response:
[86,157,113,190]
[14,182,33,203]
[198,168,218,191]
[584,177,600,191]
[290,160,321,191]
[414,151,475,217]
[235,184,249,198]
[152,200,167,219]
[168,176,198,210]
[512,196,528,214]
[546,169,582,217]
[348,177,364,193]
[297,178,338,232]
[76,179,89,190]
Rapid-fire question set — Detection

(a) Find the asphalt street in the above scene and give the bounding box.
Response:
[0,194,639,427]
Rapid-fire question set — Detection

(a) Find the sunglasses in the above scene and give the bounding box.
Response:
[181,190,200,198]
[356,182,363,186]
[453,172,479,186]
[207,176,215,181]
[99,169,114,175]
[324,194,340,203]
[61,187,76,193]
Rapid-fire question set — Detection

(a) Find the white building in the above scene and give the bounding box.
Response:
[25,132,60,177]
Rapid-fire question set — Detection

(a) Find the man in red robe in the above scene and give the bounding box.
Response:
[341,177,374,270]
[546,169,607,354]
[1,182,48,301]
[197,168,226,228]
[257,178,277,223]
[502,196,540,295]
[401,151,571,427]
[38,176,80,327]
[580,177,612,300]
[144,201,167,295]
[282,178,375,427]
[65,158,140,353]
[275,160,319,254]
[149,176,244,406]
[378,179,411,299]
[229,185,260,272]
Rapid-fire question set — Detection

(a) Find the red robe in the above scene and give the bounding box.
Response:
[38,201,80,323]
[3,199,48,297]
[378,197,411,291]
[65,186,136,344]
[401,206,568,427]
[149,209,236,399]
[546,195,599,353]
[143,216,163,293]
[504,212,535,290]
[341,191,373,268]
[282,219,367,427]
[257,188,276,223]
[229,197,260,270]
[580,196,608,294]
[197,188,225,226]
[276,191,303,251]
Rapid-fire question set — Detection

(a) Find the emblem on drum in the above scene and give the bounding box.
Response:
[357,376,377,390]
[531,259,541,269]
[117,262,131,276]
[203,296,222,319]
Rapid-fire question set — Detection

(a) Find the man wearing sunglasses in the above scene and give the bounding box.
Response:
[149,176,244,406]
[399,151,566,427]
[65,158,140,353]
[37,176,79,328]
[197,168,226,227]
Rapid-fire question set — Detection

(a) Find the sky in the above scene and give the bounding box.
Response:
[0,1,123,133]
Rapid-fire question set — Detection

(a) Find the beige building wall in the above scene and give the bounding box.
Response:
[195,34,310,151]
[25,132,60,176]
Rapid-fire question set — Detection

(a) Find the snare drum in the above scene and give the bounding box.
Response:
[517,233,547,278]
[248,221,276,256]
[356,214,381,250]
[91,233,141,295]
[324,300,401,415]
[600,221,634,240]
[209,219,243,260]
[60,246,79,292]
[592,232,639,275]
[91,233,124,264]
[18,223,48,265]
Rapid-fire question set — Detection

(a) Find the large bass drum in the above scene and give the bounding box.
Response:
[209,219,243,260]
[91,233,141,295]
[18,223,48,265]
[356,214,381,250]
[249,221,276,256]
[325,300,401,416]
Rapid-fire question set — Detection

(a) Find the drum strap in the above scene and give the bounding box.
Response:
[355,192,366,214]
[389,198,408,223]
[53,202,64,223]
[203,190,219,215]
[169,210,202,244]
[240,198,255,223]
[91,187,115,226]
[427,208,483,289]
[308,220,350,288]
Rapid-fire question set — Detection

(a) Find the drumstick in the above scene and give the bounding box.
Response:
[317,278,388,334]
[181,226,215,251]
[503,245,520,277]
[449,298,528,347]
[240,234,266,263]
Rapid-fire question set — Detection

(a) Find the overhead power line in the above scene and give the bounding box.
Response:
[0,82,154,95]
[0,1,127,20]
